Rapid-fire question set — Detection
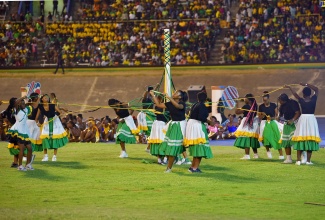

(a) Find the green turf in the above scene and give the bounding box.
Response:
[0,142,324,220]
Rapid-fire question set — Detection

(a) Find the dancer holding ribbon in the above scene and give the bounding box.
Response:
[38,94,68,162]
[150,90,188,173]
[6,96,34,171]
[277,93,301,164]
[258,91,284,160]
[108,99,139,158]
[184,92,214,173]
[234,94,260,159]
[285,83,321,165]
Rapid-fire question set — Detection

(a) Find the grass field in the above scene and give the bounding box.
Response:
[0,142,324,220]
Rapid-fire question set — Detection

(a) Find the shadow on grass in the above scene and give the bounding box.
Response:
[174,170,257,182]
[33,161,88,169]
[22,168,68,181]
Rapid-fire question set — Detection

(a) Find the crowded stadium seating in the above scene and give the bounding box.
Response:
[1,0,325,67]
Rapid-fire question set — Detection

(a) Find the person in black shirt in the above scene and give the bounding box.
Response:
[184,92,214,173]
[234,93,260,159]
[54,51,65,74]
[258,91,284,160]
[147,94,170,164]
[137,86,156,151]
[286,83,321,165]
[27,93,43,154]
[37,94,68,162]
[150,90,188,173]
[277,93,301,164]
[108,98,138,158]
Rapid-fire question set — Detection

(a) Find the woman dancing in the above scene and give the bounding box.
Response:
[258,91,284,159]
[286,83,321,165]
[277,93,301,164]
[147,94,169,164]
[184,92,214,173]
[234,94,260,159]
[149,90,188,173]
[108,99,138,158]
[37,94,68,162]
[27,93,43,153]
[6,96,34,171]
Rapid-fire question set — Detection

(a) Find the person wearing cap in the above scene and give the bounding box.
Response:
[277,93,301,164]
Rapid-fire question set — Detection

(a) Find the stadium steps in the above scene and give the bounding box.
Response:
[209,30,225,64]
[4,1,19,20]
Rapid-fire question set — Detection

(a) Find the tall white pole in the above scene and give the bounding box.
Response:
[164,29,172,96]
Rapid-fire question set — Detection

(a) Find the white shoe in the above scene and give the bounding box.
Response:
[23,157,27,162]
[266,151,272,159]
[253,154,259,159]
[26,163,34,170]
[164,168,172,173]
[279,156,284,160]
[283,159,293,164]
[163,157,168,164]
[17,165,27,171]
[240,155,250,160]
[145,148,150,154]
[301,151,307,164]
[52,155,57,161]
[119,151,128,158]
[176,158,185,165]
[42,156,48,162]
[295,161,301,166]
[306,161,313,165]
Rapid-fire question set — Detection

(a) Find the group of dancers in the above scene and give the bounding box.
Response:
[109,89,214,173]
[0,82,321,172]
[234,83,321,165]
[3,93,68,171]
[108,82,321,173]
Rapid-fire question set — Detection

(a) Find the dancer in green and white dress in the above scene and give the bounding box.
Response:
[277,93,301,164]
[184,92,214,173]
[7,96,34,171]
[108,99,139,158]
[150,90,188,173]
[258,91,284,160]
[234,94,260,159]
[286,83,321,165]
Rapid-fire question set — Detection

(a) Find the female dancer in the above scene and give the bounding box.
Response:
[4,97,20,168]
[286,83,321,165]
[7,96,33,171]
[184,92,214,173]
[147,94,169,164]
[234,94,260,159]
[137,87,156,151]
[108,99,139,158]
[37,94,68,162]
[277,93,301,164]
[258,91,284,159]
[149,90,188,173]
[27,93,43,153]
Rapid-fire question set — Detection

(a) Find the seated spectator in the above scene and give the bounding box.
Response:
[223,114,239,139]
[80,120,98,143]
[208,116,222,140]
[67,120,81,142]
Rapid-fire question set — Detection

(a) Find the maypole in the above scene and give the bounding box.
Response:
[163,29,173,96]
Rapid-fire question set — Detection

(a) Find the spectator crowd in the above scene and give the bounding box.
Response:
[1,0,325,67]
